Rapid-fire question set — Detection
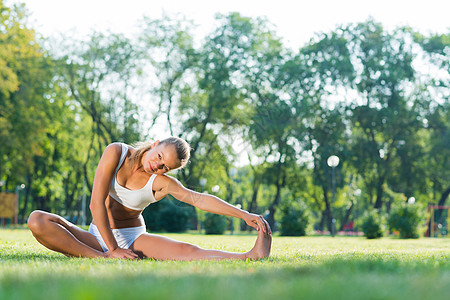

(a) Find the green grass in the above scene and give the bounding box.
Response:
[1,228,449,300]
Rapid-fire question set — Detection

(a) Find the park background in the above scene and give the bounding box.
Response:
[0,0,449,238]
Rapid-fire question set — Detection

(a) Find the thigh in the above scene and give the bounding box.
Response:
[43,211,103,252]
[130,233,199,260]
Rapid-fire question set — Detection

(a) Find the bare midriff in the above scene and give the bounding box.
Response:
[92,195,144,229]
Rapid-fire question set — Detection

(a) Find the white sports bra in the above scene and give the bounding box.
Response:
[109,143,157,211]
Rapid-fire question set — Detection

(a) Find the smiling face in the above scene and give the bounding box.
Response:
[141,142,180,174]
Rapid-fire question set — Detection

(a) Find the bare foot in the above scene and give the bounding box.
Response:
[247,229,272,259]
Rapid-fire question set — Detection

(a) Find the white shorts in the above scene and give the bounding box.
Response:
[88,223,146,252]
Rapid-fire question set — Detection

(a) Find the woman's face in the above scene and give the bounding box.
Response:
[141,142,180,174]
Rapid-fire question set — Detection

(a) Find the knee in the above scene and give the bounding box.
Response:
[27,210,49,235]
[179,242,200,255]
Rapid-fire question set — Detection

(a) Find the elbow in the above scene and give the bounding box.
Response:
[89,200,103,214]
[89,202,96,214]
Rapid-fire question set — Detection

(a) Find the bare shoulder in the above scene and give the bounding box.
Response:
[151,175,174,201]
[98,143,124,168]
[102,142,122,156]
[153,174,181,192]
[153,175,202,204]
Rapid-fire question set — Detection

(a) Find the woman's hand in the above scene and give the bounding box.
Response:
[243,212,272,235]
[106,247,139,259]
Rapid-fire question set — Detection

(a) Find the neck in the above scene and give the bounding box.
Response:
[134,162,143,173]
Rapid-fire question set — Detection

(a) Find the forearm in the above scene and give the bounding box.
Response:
[196,193,248,219]
[166,177,269,233]
[90,201,118,251]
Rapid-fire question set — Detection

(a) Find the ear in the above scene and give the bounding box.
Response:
[151,140,160,149]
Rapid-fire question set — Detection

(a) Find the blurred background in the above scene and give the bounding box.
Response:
[0,0,448,238]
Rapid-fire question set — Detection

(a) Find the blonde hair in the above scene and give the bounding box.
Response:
[130,137,190,170]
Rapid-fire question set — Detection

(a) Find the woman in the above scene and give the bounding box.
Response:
[27,137,272,260]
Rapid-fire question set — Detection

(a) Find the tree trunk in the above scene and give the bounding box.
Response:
[374,175,385,209]
[322,187,333,234]
[65,170,82,220]
[267,162,285,231]
[248,184,259,214]
[339,202,354,231]
[82,132,96,194]
[19,174,32,224]
[319,210,326,231]
[267,180,281,231]
[437,187,450,206]
[245,178,260,232]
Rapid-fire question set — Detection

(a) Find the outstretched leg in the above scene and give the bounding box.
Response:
[27,210,105,258]
[131,228,272,261]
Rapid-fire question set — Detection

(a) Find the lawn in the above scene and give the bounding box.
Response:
[0,228,449,300]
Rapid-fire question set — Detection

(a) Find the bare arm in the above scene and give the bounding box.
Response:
[89,143,138,259]
[154,175,271,234]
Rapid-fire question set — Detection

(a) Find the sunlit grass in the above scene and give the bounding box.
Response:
[1,228,449,300]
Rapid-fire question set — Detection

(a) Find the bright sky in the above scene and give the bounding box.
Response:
[13,0,450,50]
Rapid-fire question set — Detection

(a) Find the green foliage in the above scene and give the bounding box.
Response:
[142,197,191,233]
[54,30,141,145]
[359,209,384,239]
[347,20,422,210]
[388,203,423,238]
[0,0,448,237]
[279,201,309,236]
[203,212,227,235]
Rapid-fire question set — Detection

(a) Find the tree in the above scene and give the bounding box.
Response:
[237,14,294,230]
[413,32,450,214]
[52,31,141,191]
[0,1,95,219]
[0,1,52,196]
[138,15,198,137]
[346,20,419,210]
[279,28,354,233]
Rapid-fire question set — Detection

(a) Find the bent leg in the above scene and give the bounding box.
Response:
[131,229,272,261]
[27,210,105,258]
